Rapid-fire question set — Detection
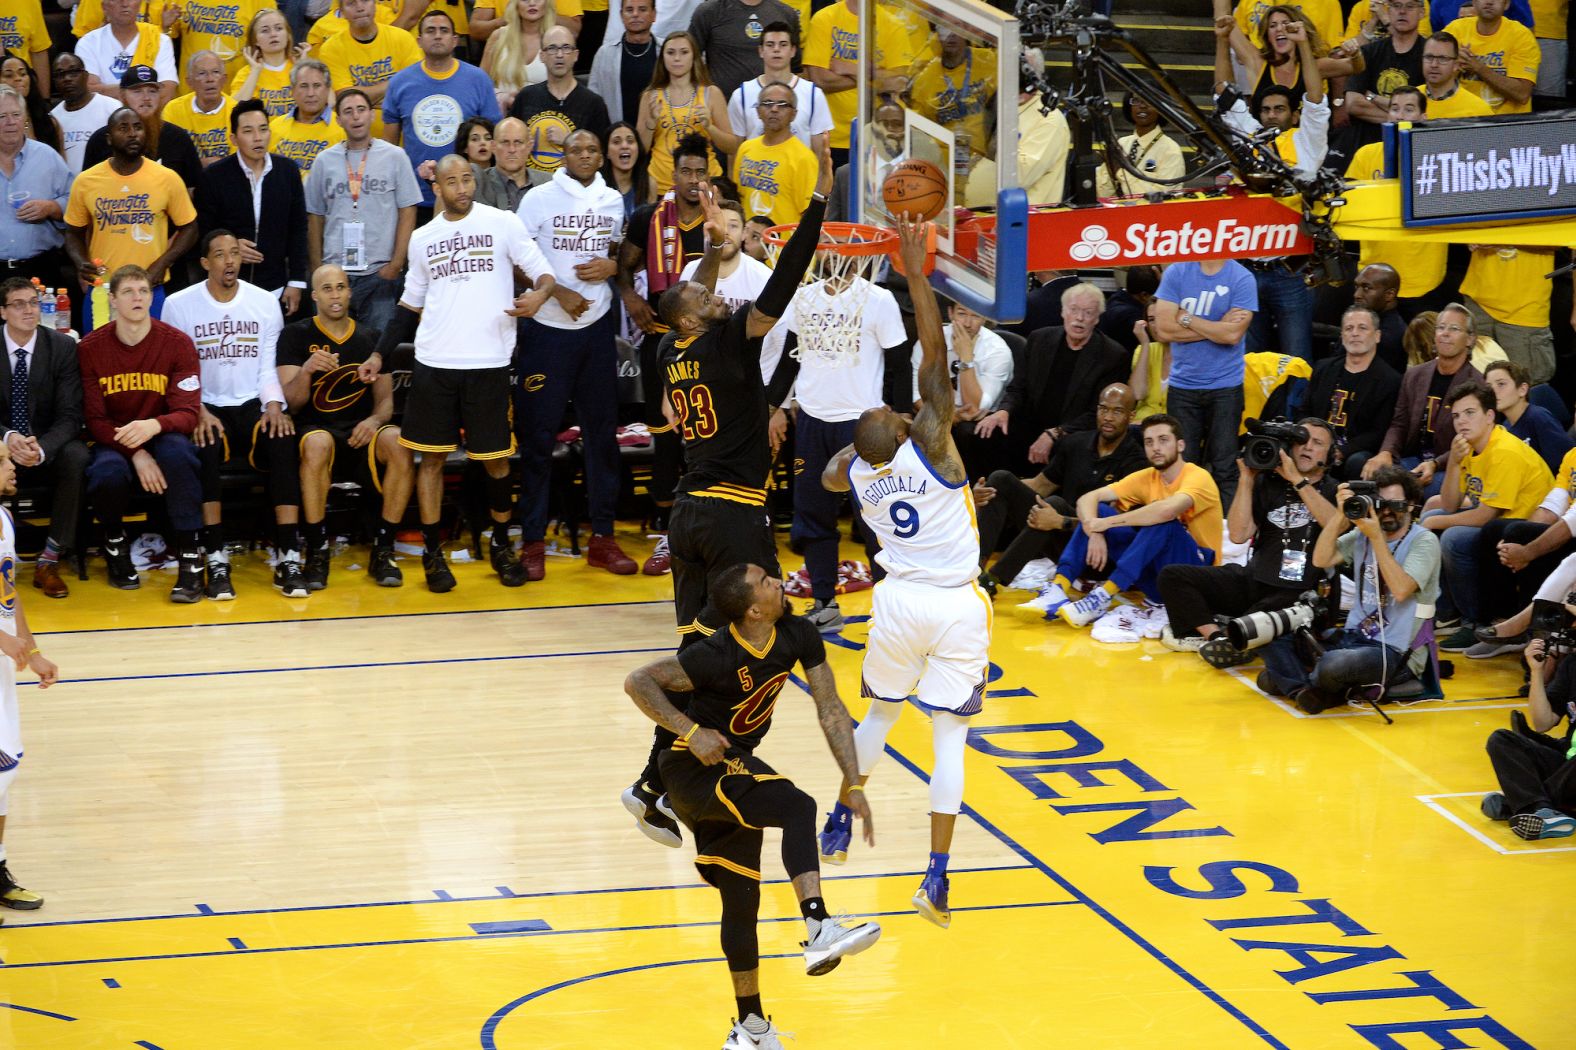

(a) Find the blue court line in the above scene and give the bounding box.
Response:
[0,901,1071,972]
[0,1001,76,1021]
[102,979,120,989]
[35,600,674,638]
[0,865,1034,931]
[470,920,552,935]
[225,937,246,950]
[784,674,1291,1050]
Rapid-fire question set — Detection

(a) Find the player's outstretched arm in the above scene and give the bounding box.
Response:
[746,145,835,339]
[804,661,874,846]
[625,657,731,765]
[900,216,965,485]
[821,443,856,493]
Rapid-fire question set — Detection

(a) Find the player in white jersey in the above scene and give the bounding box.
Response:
[363,154,556,593]
[0,444,61,917]
[818,217,992,929]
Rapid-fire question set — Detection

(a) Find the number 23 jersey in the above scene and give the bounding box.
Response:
[675,616,827,753]
[661,307,773,500]
[849,437,980,588]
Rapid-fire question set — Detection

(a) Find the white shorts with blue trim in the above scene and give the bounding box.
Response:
[0,668,20,814]
[861,575,992,715]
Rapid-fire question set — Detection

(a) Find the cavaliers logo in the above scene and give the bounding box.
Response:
[521,373,546,392]
[729,671,788,736]
[312,364,369,414]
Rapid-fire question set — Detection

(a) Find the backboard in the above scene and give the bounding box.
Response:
[853,0,1028,322]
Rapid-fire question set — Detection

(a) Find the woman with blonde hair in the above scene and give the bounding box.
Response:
[481,0,554,110]
[637,31,738,196]
[232,8,311,119]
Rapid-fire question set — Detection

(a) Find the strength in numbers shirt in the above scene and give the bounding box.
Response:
[65,159,198,284]
[515,169,626,329]
[401,203,553,369]
[160,280,286,408]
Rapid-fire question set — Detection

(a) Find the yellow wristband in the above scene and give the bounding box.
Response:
[847,784,864,793]
[26,648,39,656]
[681,723,698,742]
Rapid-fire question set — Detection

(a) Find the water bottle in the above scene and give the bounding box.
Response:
[39,289,55,329]
[55,288,70,332]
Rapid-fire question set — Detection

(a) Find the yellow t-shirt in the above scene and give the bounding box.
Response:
[804,3,912,150]
[307,4,396,54]
[1343,0,1371,43]
[1345,142,1448,298]
[320,24,421,138]
[1552,446,1576,501]
[1529,0,1568,38]
[66,159,199,281]
[1443,16,1540,114]
[1131,341,1168,420]
[908,47,997,158]
[270,111,346,178]
[582,0,609,11]
[732,135,819,227]
[1460,246,1555,327]
[231,62,296,119]
[1236,0,1344,50]
[556,0,583,16]
[1423,85,1496,119]
[178,0,276,83]
[1461,424,1553,518]
[408,0,470,35]
[1108,462,1224,563]
[73,0,170,36]
[1240,351,1313,432]
[0,0,50,61]
[161,92,235,161]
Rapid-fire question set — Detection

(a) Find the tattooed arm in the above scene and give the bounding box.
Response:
[625,657,730,765]
[805,660,875,845]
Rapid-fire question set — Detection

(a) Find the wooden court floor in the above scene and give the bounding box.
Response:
[0,528,1561,1049]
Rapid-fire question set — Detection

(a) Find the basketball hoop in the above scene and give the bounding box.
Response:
[762,222,898,368]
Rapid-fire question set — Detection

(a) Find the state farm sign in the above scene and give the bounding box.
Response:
[1016,194,1314,270]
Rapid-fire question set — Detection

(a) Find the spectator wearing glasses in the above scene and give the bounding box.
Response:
[511,26,613,183]
[1419,32,1495,118]
[731,83,818,227]
[0,87,71,289]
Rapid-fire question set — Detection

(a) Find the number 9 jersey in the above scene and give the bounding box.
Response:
[849,438,981,589]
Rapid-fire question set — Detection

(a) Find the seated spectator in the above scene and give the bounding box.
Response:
[974,282,1129,472]
[1151,255,1257,506]
[1301,305,1402,478]
[1365,303,1485,496]
[1038,413,1224,629]
[1351,263,1407,371]
[913,300,1013,476]
[977,382,1146,597]
[1242,349,1313,426]
[1258,467,1441,712]
[1099,266,1161,353]
[1468,443,1576,654]
[0,277,88,599]
[1460,243,1556,386]
[161,50,234,166]
[1424,381,1553,650]
[1158,417,1339,665]
[1481,633,1576,839]
[82,65,204,190]
[268,59,344,180]
[1129,305,1167,419]
[1445,0,1538,114]
[1095,93,1184,199]
[1402,307,1508,373]
[77,265,205,601]
[76,0,177,103]
[277,263,415,590]
[1486,361,1571,472]
[230,8,303,119]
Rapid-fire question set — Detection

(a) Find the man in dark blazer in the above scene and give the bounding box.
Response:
[194,100,309,316]
[974,282,1131,471]
[0,277,88,598]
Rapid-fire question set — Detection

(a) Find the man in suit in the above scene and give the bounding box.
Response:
[974,283,1131,471]
[194,99,309,316]
[0,278,88,599]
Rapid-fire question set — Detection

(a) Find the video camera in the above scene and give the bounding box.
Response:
[1223,586,1333,652]
[1240,417,1308,472]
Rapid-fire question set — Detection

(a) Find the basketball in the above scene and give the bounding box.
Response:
[882,159,948,222]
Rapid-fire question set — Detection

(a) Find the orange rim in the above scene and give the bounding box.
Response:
[761,221,899,256]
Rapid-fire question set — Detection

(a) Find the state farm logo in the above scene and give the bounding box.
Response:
[1069,225,1120,262]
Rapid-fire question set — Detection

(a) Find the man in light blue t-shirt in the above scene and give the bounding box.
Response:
[1152,257,1257,505]
[381,10,502,210]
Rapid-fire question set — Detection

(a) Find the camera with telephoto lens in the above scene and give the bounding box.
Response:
[1223,588,1330,652]
[1342,480,1380,521]
[1530,599,1576,658]
[1240,417,1309,472]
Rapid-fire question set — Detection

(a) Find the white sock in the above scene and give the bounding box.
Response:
[805,915,822,938]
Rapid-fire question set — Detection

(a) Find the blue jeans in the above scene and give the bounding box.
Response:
[1421,510,1487,624]
[1168,383,1244,507]
[349,270,403,336]
[276,0,310,46]
[1261,629,1409,697]
[1056,505,1213,601]
[1246,266,1315,363]
[86,434,203,533]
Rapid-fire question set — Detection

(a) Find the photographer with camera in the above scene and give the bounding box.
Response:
[1158,417,1339,667]
[1481,626,1576,840]
[1302,306,1402,478]
[1257,466,1442,713]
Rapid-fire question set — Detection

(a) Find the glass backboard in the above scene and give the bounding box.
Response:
[854,0,1028,322]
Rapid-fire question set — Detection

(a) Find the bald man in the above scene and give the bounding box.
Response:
[509,25,612,183]
[1352,263,1408,372]
[476,116,534,212]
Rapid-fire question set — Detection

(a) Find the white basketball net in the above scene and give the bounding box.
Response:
[765,226,890,368]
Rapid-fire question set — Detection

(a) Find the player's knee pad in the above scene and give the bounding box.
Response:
[929,711,971,816]
[485,471,514,515]
[715,871,762,971]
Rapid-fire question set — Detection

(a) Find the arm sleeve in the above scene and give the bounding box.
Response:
[764,337,801,407]
[374,305,421,359]
[754,195,825,318]
[257,310,285,407]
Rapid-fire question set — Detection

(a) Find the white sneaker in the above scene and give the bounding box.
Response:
[722,1016,787,1049]
[1016,581,1070,616]
[1160,624,1206,652]
[803,915,881,975]
[1090,605,1143,643]
[1138,602,1168,639]
[1058,587,1113,628]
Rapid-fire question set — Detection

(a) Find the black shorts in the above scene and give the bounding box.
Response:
[669,492,781,638]
[398,362,515,460]
[658,748,787,885]
[300,422,396,493]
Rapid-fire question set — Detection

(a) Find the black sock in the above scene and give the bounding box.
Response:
[275,522,299,554]
[736,994,763,1023]
[490,522,510,548]
[177,530,202,559]
[800,897,827,923]
[303,520,326,550]
[422,524,442,554]
[103,526,126,545]
[201,524,223,554]
[374,518,397,548]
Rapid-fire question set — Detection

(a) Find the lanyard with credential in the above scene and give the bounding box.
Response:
[346,146,368,211]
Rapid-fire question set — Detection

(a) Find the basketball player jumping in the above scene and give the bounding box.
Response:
[619,148,834,847]
[817,216,993,929]
[624,562,878,1050]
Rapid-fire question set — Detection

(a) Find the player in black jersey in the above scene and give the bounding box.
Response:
[277,264,415,589]
[625,562,877,1050]
[620,145,833,848]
